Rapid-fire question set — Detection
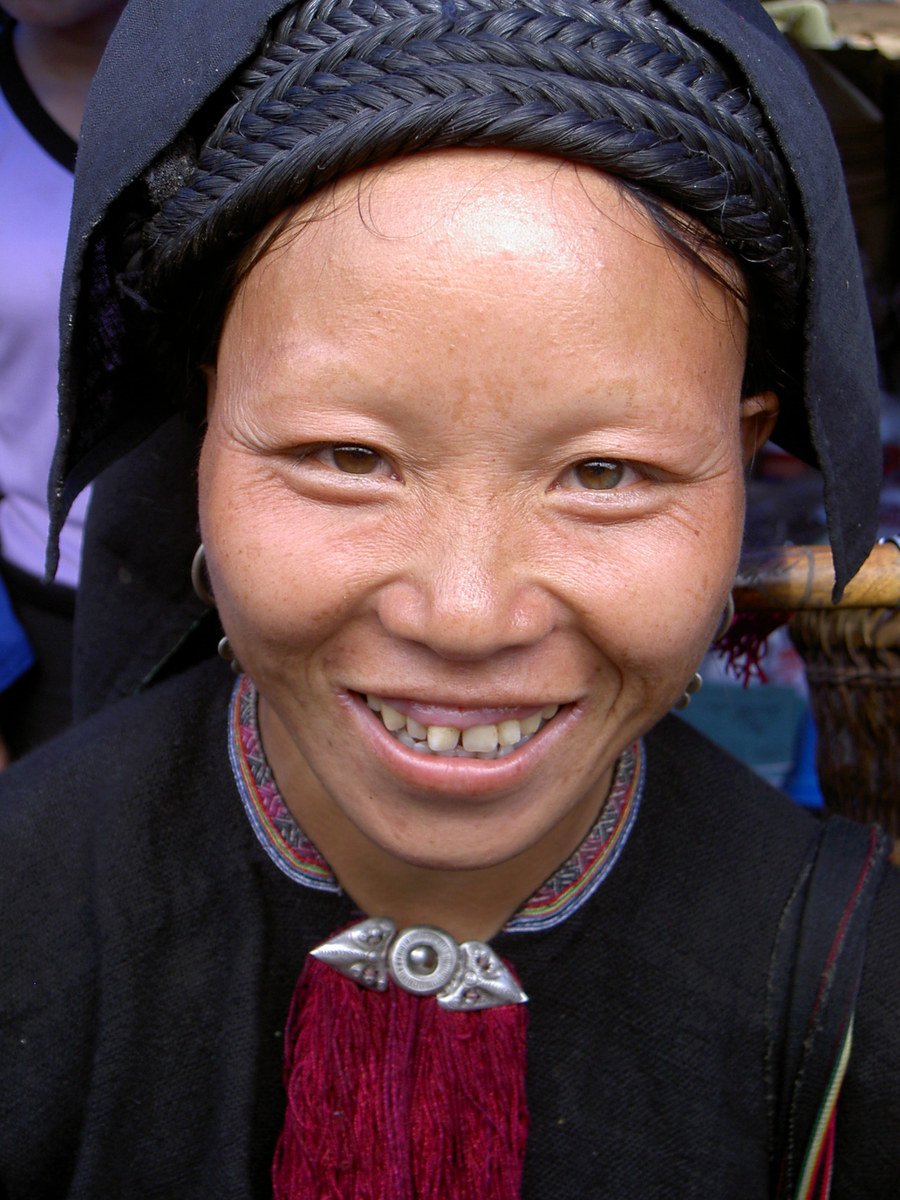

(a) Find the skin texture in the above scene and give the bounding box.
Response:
[5,1,126,137]
[199,149,777,940]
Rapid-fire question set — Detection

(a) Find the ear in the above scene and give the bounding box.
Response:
[739,390,779,465]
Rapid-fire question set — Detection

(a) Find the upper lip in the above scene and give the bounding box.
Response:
[348,691,573,715]
[352,688,567,709]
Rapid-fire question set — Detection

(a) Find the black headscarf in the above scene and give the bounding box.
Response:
[56,0,881,709]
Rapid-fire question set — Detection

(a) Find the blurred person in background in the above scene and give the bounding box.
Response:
[0,0,126,761]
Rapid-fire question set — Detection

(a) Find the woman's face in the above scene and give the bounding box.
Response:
[200,150,775,880]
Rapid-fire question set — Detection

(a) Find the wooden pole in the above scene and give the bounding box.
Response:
[733,542,900,611]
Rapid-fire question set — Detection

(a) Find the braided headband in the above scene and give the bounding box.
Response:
[133,0,802,344]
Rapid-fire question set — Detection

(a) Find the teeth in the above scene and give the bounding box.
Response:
[520,712,542,736]
[364,695,561,758]
[497,719,522,746]
[461,724,499,753]
[406,716,428,741]
[380,703,407,732]
[427,725,460,752]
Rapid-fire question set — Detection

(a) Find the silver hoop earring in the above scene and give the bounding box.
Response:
[674,672,703,710]
[674,595,735,710]
[191,544,215,608]
[217,635,242,675]
[192,544,243,674]
[713,593,735,644]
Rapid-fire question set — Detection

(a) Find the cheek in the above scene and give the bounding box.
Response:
[198,443,382,656]
[566,485,745,675]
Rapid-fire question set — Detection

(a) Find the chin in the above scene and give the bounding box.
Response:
[379,836,523,874]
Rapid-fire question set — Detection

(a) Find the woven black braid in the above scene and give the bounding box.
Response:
[127,0,803,392]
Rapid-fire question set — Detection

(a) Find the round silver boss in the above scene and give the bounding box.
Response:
[388,926,459,995]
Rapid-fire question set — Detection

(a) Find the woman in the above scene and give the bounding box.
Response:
[1,0,897,1197]
[0,0,127,758]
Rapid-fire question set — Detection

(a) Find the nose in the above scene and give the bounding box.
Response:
[373,508,555,661]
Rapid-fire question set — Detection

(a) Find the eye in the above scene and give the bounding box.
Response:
[318,444,386,475]
[566,458,635,491]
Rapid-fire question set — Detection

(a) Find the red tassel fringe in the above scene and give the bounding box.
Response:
[272,955,529,1200]
[715,608,793,686]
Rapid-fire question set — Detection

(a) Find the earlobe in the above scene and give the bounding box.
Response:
[740,390,779,465]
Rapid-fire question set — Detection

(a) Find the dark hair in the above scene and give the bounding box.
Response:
[113,0,804,414]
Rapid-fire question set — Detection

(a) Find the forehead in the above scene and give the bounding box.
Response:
[220,148,753,424]
[209,148,752,493]
[231,148,745,341]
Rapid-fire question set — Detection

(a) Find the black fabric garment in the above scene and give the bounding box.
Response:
[51,0,880,595]
[70,412,214,719]
[1,658,898,1198]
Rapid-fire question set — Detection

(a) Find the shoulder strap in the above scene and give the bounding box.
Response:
[766,816,892,1200]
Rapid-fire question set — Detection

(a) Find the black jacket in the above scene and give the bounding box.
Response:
[2,659,897,1197]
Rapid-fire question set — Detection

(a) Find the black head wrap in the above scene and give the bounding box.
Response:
[54,0,879,604]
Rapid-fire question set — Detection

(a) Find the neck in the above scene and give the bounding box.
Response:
[13,13,122,139]
[260,697,610,943]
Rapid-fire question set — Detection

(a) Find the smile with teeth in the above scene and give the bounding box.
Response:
[365,695,561,759]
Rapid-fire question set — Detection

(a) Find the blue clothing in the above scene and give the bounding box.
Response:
[0,575,33,692]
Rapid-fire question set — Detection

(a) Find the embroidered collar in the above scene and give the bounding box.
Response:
[228,675,643,934]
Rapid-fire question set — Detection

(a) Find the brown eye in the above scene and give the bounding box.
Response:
[573,459,625,490]
[329,445,382,475]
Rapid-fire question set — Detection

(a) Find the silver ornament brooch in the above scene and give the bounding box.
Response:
[310,917,527,1011]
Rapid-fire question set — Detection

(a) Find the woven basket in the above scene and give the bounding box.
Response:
[789,607,900,837]
[734,543,900,859]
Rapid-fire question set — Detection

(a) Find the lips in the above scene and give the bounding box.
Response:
[364,693,561,759]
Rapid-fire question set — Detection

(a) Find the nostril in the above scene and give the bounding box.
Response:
[374,579,555,660]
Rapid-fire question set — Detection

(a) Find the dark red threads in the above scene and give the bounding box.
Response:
[716,608,793,686]
[272,954,529,1199]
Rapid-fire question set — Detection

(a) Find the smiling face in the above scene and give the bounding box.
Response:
[199,149,775,914]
